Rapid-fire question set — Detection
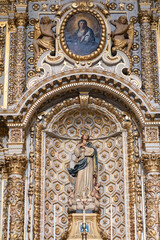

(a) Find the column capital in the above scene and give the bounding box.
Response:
[5,154,27,175]
[141,152,160,173]
[15,12,28,27]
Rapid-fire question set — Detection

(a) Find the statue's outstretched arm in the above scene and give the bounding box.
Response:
[110,20,117,26]
[51,21,56,28]
[113,25,129,36]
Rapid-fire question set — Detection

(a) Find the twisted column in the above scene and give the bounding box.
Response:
[139,11,154,100]
[13,13,27,103]
[5,154,27,240]
[142,152,160,240]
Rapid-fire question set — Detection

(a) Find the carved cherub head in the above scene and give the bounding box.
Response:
[40,16,52,25]
[118,15,128,24]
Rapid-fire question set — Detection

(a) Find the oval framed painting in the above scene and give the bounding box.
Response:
[60,9,106,61]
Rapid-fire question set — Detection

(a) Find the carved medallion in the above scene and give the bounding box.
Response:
[60,9,106,61]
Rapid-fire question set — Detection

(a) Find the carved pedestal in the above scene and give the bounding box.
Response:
[65,213,107,240]
[142,152,160,240]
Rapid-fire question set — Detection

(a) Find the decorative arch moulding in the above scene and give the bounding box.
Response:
[17,82,146,127]
[1,79,160,127]
[6,70,160,121]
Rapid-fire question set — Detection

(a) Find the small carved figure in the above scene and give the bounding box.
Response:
[110,15,134,55]
[33,16,56,59]
[67,187,75,206]
[91,182,101,200]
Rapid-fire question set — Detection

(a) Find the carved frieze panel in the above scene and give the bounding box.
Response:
[9,128,22,143]
[145,127,159,143]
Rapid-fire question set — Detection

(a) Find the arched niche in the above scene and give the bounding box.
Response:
[27,96,140,240]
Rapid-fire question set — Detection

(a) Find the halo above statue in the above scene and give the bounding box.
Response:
[60,9,106,61]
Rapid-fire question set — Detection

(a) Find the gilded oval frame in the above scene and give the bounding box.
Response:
[60,9,106,61]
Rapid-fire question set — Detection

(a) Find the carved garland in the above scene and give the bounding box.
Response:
[34,122,44,240]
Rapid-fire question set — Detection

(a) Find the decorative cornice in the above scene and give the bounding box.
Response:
[141,152,160,173]
[5,154,27,175]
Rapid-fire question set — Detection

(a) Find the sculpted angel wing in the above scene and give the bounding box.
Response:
[34,19,41,40]
[127,21,134,41]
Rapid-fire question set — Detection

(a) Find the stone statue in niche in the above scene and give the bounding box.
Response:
[33,16,56,59]
[110,15,134,55]
[67,133,101,212]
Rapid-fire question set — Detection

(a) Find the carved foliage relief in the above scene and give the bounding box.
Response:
[0,23,6,106]
[7,176,24,240]
[44,109,125,239]
[145,173,160,240]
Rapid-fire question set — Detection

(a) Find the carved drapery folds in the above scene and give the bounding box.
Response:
[142,152,160,240]
[5,154,27,240]
[139,11,154,100]
[13,13,27,103]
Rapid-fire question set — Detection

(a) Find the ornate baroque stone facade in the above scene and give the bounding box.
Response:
[0,0,160,239]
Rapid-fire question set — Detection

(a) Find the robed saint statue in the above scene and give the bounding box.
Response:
[68,133,98,199]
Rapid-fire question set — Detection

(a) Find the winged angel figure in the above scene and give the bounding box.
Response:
[33,16,56,59]
[111,15,134,55]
